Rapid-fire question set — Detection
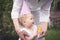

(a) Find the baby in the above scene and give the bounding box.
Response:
[19,13,42,40]
[18,1,42,40]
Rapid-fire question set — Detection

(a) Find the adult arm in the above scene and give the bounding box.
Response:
[11,0,29,40]
[39,0,53,36]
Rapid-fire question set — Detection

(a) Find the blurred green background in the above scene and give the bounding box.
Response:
[0,0,60,40]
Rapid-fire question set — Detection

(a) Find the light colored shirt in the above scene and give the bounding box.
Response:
[11,0,53,22]
[19,0,31,17]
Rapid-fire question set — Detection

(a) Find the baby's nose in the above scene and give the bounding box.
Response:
[32,22,34,24]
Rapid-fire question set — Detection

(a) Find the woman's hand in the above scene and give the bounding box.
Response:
[41,30,47,37]
[25,36,33,40]
[39,22,48,37]
[25,35,37,40]
[18,30,29,40]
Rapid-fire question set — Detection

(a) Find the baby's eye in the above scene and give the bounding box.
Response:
[30,18,33,20]
[30,18,32,20]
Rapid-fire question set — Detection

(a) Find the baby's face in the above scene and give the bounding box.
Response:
[24,13,34,28]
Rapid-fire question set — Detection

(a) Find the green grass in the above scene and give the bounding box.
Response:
[0,28,60,40]
[46,28,60,40]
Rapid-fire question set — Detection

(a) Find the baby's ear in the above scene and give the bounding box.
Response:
[24,21,25,23]
[23,21,26,23]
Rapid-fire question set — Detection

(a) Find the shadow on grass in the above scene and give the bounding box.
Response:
[0,33,19,40]
[46,28,60,40]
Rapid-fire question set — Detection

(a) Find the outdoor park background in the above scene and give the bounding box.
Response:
[0,0,60,40]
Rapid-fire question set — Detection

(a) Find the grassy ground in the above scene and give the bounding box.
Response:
[46,28,60,40]
[0,28,60,40]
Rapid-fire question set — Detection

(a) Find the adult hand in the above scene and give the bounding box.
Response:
[18,30,29,40]
[40,30,47,37]
[39,22,48,37]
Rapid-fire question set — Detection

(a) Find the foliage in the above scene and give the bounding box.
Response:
[52,0,60,11]
[46,28,60,40]
[0,0,18,40]
[0,0,60,40]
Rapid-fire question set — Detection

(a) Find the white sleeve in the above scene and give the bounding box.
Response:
[39,0,53,22]
[39,10,50,22]
[11,0,23,19]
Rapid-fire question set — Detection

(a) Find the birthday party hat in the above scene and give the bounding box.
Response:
[20,0,31,17]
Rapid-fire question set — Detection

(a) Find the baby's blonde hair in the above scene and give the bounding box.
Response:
[19,14,27,26]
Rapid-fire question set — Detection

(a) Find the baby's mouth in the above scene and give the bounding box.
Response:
[32,22,34,24]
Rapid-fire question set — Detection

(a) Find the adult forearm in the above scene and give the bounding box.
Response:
[12,18,21,34]
[40,22,48,34]
[12,18,29,40]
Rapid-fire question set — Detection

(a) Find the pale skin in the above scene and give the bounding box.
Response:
[12,17,48,40]
[12,13,36,40]
[11,0,53,40]
[39,22,48,37]
[12,19,29,40]
[19,13,37,40]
